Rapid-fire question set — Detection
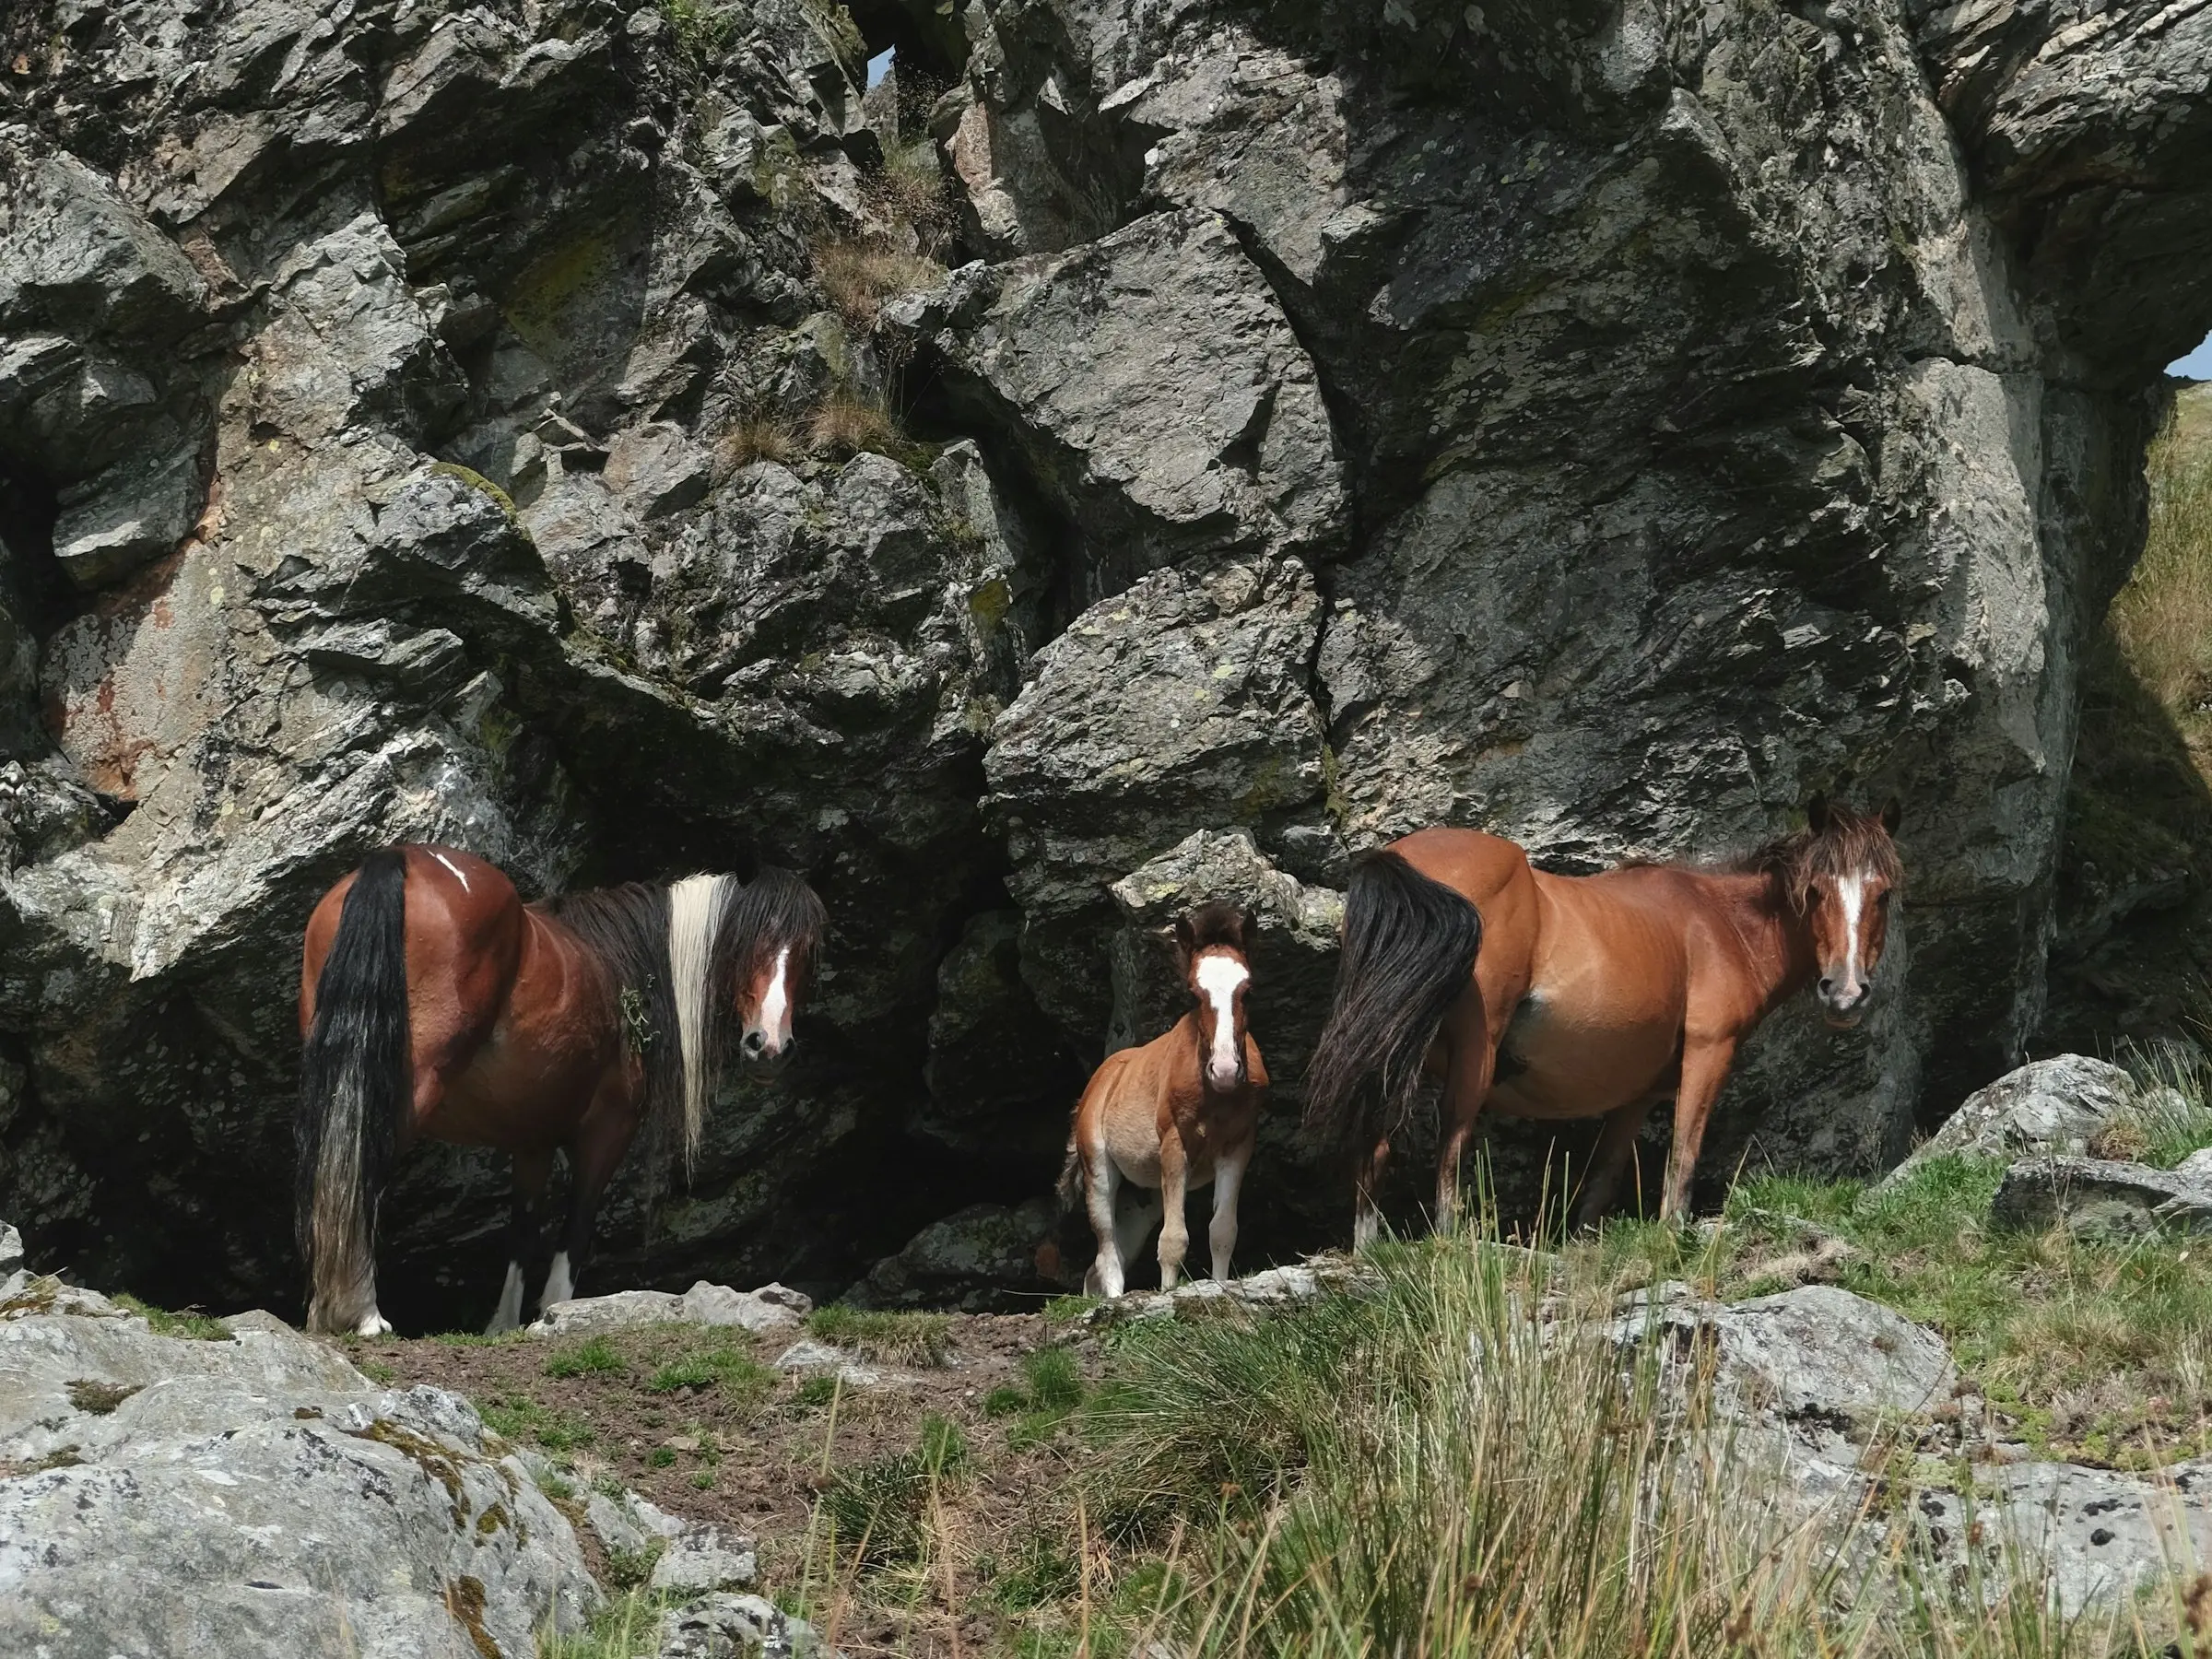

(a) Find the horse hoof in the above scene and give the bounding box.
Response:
[356,1312,394,1337]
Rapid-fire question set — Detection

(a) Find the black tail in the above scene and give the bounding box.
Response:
[1301,849,1484,1159]
[296,848,410,1335]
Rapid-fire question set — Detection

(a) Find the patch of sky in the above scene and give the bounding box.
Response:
[2173,330,2212,382]
[867,47,894,88]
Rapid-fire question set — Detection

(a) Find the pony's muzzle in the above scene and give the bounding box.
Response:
[742,1029,794,1063]
[1818,975,1871,1028]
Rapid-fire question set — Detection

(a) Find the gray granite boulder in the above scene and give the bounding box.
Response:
[984,554,1331,1036]
[1991,1155,2212,1240]
[531,1281,813,1337]
[1877,1056,2138,1191]
[0,1279,595,1656]
[659,1591,829,1659]
[1612,1284,1956,1454]
[890,208,1349,588]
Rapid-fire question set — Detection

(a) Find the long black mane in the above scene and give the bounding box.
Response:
[538,880,683,1144]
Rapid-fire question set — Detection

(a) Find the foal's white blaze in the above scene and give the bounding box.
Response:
[430,850,472,893]
[1194,951,1250,1089]
[758,946,793,1051]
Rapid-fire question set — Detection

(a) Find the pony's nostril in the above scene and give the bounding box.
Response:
[742,1030,766,1057]
[1818,977,1835,999]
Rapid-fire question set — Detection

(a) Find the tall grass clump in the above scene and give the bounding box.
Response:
[1077,1229,2184,1657]
[810,238,945,333]
[2096,1042,2212,1169]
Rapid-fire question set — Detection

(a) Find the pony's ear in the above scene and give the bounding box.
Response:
[1171,913,1195,963]
[1806,793,1831,834]
[1879,796,1901,834]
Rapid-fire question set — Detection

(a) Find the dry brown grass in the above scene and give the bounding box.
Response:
[806,393,903,460]
[810,238,944,334]
[716,416,801,472]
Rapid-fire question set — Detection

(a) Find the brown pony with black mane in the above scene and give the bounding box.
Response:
[296,846,825,1335]
[1302,796,1901,1241]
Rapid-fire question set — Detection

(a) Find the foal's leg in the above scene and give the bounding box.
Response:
[1083,1148,1126,1299]
[1209,1140,1251,1283]
[1659,1036,1739,1223]
[488,1150,554,1335]
[1156,1129,1192,1291]
[1571,1102,1652,1232]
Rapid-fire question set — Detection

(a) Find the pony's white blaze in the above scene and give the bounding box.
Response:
[1837,872,1865,991]
[759,947,793,1049]
[1194,951,1249,1088]
[430,850,471,893]
[667,872,733,1171]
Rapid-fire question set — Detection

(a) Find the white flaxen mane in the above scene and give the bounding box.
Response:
[667,872,737,1171]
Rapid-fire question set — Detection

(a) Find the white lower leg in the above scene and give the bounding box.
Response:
[1210,1153,1247,1283]
[1158,1181,1190,1293]
[540,1251,573,1312]
[487,1261,525,1335]
[1084,1154,1125,1300]
[355,1309,393,1338]
[1353,1200,1382,1252]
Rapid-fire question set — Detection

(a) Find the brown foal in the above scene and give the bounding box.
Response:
[297,845,824,1335]
[1304,797,1902,1241]
[1059,903,1269,1298]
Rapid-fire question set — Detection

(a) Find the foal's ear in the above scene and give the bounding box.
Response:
[1171,913,1195,962]
[1879,796,1902,834]
[1806,793,1831,834]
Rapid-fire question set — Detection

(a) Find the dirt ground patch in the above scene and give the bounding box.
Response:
[348,1310,1100,1655]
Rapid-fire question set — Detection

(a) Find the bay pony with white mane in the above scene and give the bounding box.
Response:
[1303,796,1903,1240]
[296,845,825,1335]
[1059,901,1268,1298]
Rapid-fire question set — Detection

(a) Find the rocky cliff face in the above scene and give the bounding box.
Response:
[1,0,2208,1318]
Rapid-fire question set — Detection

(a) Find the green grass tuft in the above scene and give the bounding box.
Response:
[480,1393,594,1453]
[817,1413,971,1570]
[645,1345,775,1415]
[545,1336,626,1380]
[806,1305,953,1366]
[113,1294,233,1341]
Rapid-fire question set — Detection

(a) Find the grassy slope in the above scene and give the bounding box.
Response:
[2051,381,2212,1046]
[413,1121,2212,1657]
